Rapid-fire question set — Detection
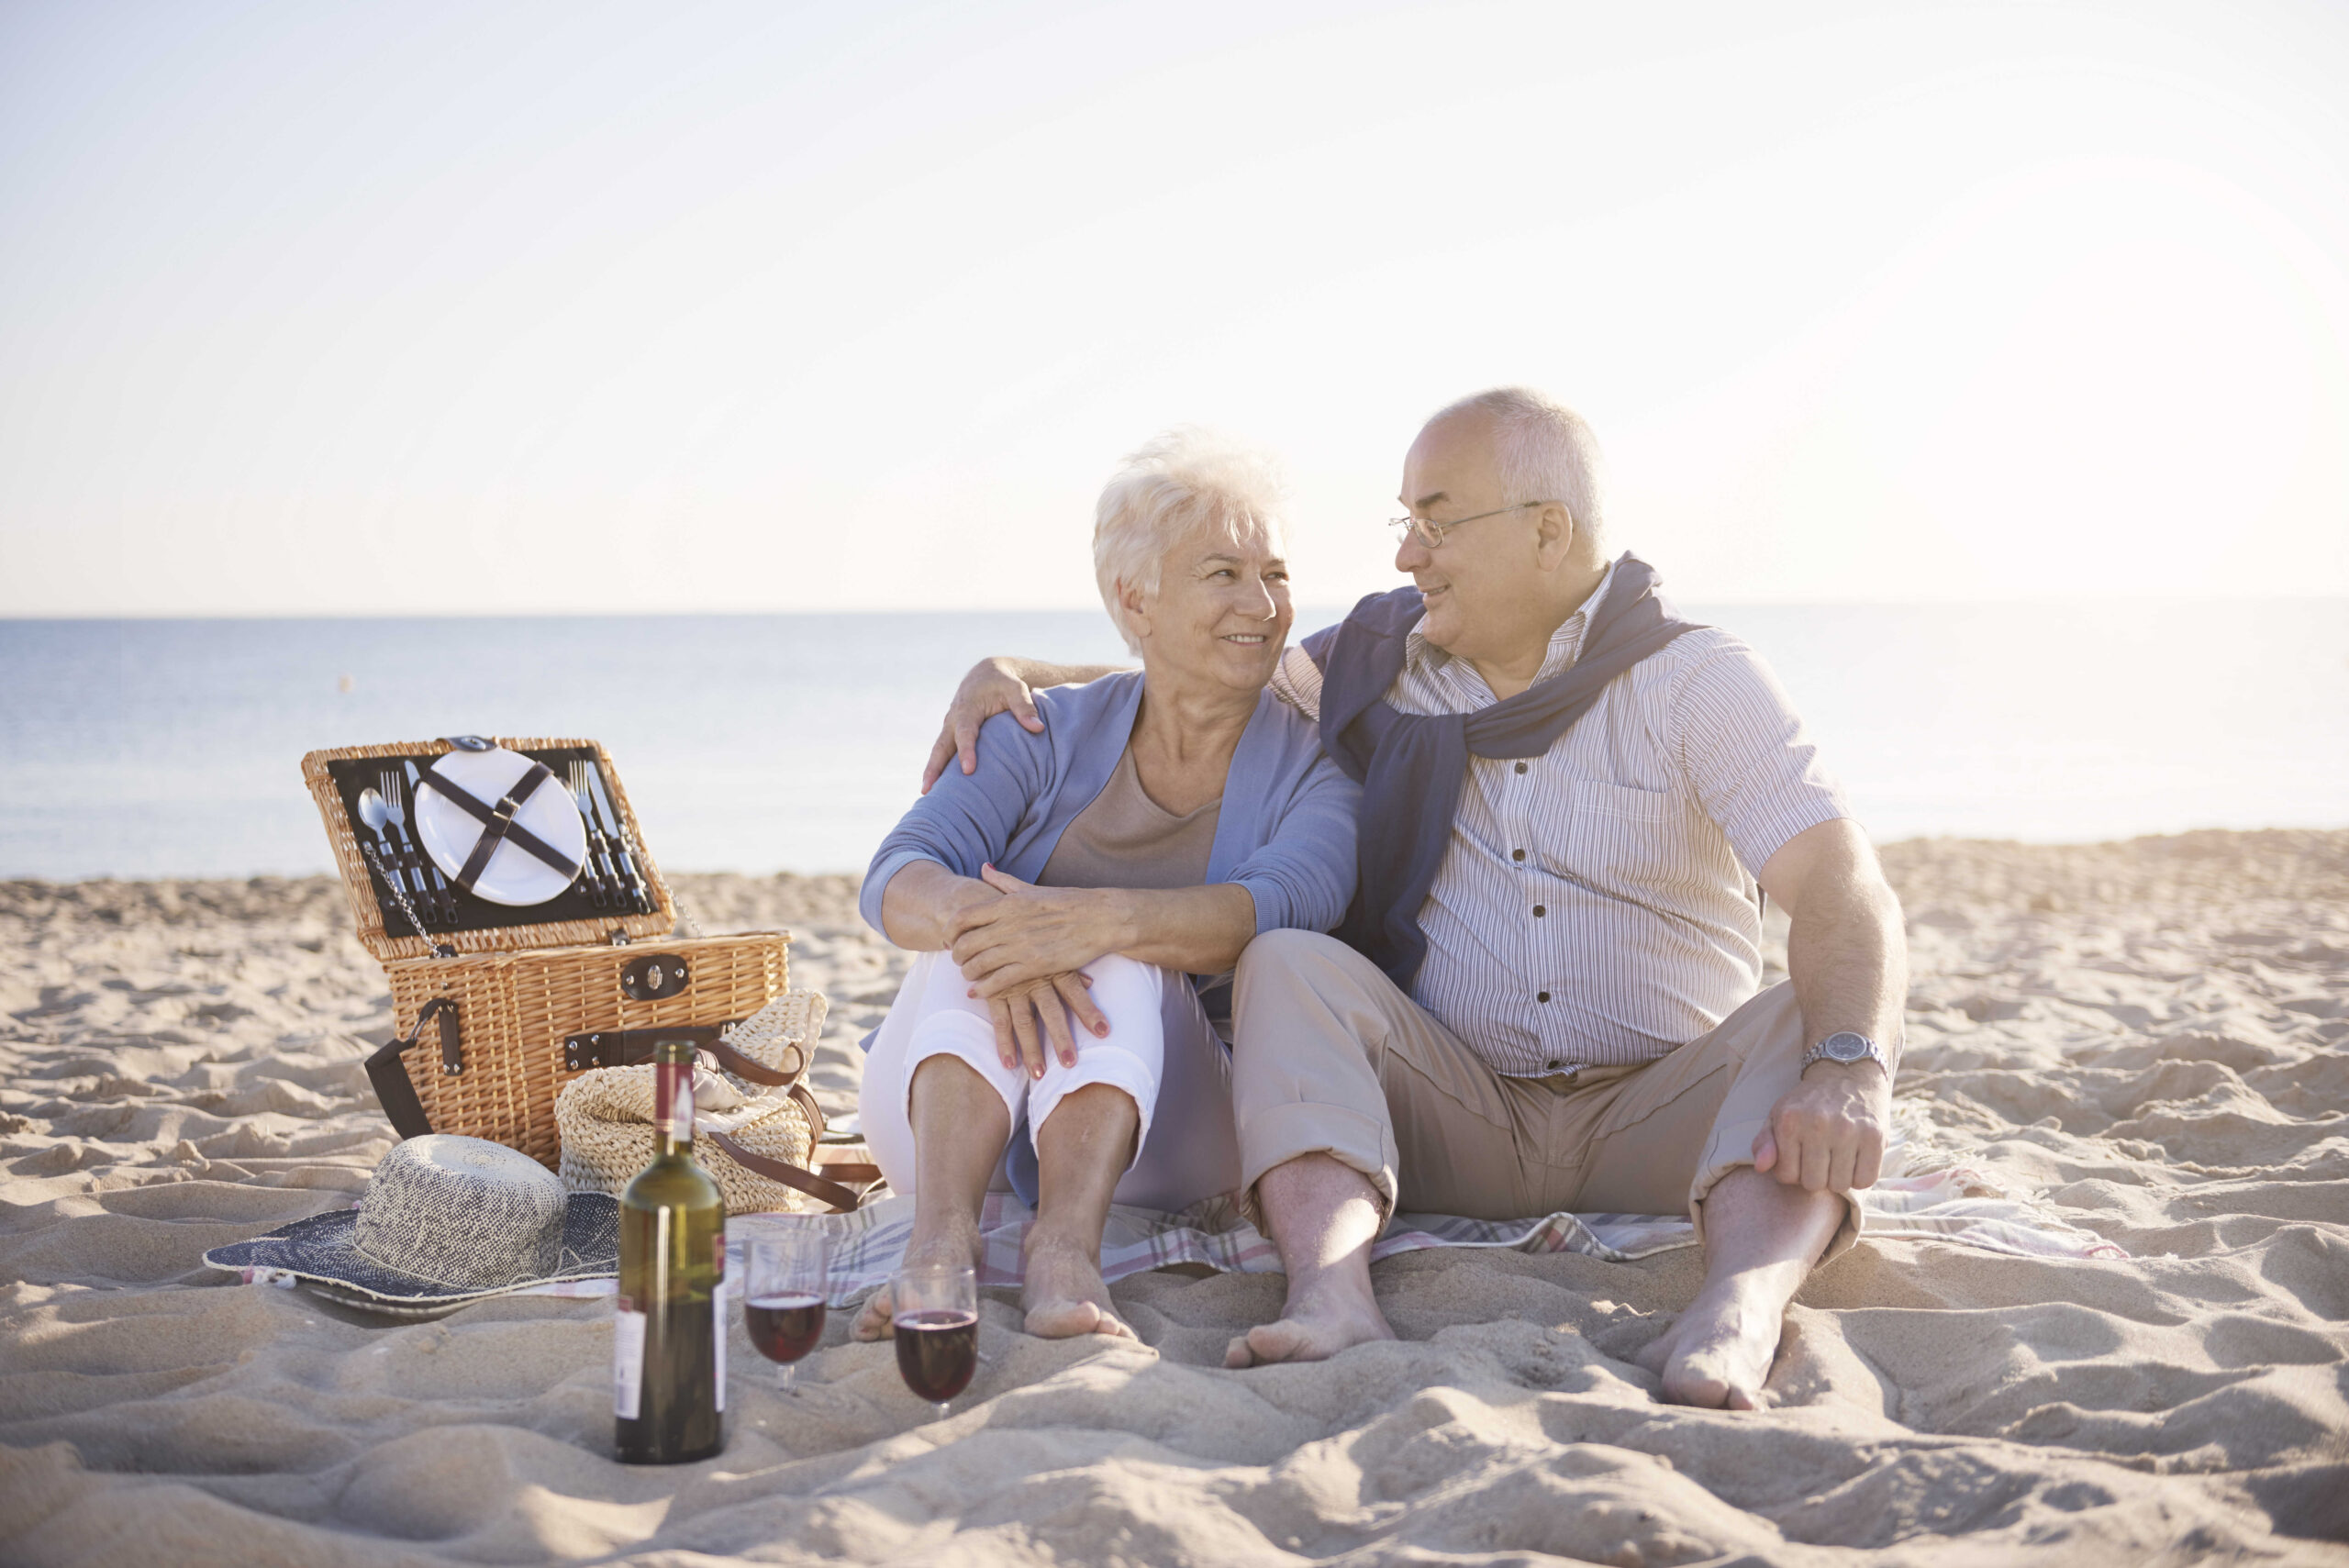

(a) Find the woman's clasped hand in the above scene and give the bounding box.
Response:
[951,864,1112,1075]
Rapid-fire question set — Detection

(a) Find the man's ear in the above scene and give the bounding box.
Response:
[1533,502,1576,569]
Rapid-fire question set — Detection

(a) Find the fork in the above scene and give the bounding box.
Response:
[565,761,614,908]
[378,768,447,925]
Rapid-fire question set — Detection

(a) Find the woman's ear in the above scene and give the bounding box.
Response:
[1119,577,1152,643]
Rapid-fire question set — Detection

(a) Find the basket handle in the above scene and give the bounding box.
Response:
[367,997,458,1140]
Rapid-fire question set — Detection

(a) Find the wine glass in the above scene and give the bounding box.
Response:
[744,1232,829,1389]
[891,1262,978,1420]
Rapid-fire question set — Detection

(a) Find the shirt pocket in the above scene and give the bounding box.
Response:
[1560,779,1682,895]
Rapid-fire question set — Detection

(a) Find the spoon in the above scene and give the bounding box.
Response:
[356,788,410,898]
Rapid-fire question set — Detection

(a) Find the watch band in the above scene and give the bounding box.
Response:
[1801,1031,1889,1073]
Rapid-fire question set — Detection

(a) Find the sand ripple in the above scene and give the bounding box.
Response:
[2,840,2344,1564]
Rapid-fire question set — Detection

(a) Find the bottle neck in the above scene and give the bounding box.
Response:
[652,1055,696,1160]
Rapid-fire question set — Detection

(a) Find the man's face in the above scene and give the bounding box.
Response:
[1395,414,1547,661]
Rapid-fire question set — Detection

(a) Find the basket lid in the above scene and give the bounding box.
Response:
[303,737,676,962]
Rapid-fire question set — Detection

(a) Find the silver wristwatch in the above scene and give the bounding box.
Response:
[1801,1031,1889,1074]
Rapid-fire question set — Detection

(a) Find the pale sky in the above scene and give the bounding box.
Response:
[5,0,2345,616]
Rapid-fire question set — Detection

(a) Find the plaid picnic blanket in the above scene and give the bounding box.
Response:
[230,1161,2122,1307]
[712,1162,2124,1307]
[448,1160,2122,1308]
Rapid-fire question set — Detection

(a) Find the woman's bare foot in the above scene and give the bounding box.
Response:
[1223,1276,1395,1367]
[852,1216,982,1340]
[1019,1230,1133,1340]
[1633,1282,1786,1408]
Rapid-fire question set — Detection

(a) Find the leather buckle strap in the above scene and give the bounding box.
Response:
[365,997,458,1140]
[417,761,583,888]
[560,1024,805,1088]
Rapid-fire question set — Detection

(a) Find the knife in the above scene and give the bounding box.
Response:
[586,765,651,913]
[403,760,460,925]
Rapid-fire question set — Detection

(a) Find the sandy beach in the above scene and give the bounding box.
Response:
[3,831,2344,1565]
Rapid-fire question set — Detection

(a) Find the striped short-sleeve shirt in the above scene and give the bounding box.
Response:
[1271,561,1852,1076]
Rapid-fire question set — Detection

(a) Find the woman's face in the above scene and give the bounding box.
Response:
[1128,518,1293,694]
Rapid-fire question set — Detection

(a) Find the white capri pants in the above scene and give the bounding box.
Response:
[859,949,1241,1213]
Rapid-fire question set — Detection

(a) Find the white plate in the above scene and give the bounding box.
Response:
[414,747,589,907]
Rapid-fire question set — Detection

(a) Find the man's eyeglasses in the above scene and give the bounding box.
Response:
[1386,500,1555,550]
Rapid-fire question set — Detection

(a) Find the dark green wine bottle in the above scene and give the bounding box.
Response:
[614,1039,727,1464]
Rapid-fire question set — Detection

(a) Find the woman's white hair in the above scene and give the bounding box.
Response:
[1426,386,1608,553]
[1093,428,1288,655]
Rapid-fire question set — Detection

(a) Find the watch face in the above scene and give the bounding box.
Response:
[1821,1031,1870,1061]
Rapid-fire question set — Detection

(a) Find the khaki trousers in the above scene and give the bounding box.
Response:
[1229,929,1861,1257]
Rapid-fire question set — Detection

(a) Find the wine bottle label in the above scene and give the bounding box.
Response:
[613,1298,646,1419]
[654,1058,694,1144]
[712,1232,728,1414]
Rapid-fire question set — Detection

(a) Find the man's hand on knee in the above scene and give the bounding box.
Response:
[1753,1063,1888,1194]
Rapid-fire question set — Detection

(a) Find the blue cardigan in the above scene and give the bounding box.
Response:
[862,670,1360,951]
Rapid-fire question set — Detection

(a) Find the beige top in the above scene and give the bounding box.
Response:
[1036,745,1222,891]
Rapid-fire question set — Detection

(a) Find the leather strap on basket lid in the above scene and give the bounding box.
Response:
[416,760,582,890]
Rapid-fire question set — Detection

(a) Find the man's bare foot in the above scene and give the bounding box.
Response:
[1223,1280,1395,1367]
[1634,1282,1786,1408]
[1019,1230,1133,1340]
[852,1218,981,1340]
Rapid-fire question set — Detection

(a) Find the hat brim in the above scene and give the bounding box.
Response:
[204,1193,619,1310]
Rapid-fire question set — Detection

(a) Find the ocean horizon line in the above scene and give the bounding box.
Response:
[7,591,2349,624]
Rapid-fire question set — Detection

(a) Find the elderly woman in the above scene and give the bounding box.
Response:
[853,430,1357,1340]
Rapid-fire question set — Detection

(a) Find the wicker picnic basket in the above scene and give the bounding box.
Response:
[301,738,872,1208]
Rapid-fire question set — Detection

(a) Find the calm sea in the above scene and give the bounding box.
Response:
[4,603,2345,881]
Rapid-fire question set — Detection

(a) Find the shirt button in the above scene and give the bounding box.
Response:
[1545,1059,1564,1073]
[1511,849,1526,862]
[1537,991,1552,1003]
[1514,762,1528,774]
[1532,905,1545,917]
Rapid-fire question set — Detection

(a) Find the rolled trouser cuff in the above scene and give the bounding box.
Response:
[1029,1048,1159,1172]
[1234,1099,1397,1232]
[904,1011,1027,1122]
[1690,1112,1865,1262]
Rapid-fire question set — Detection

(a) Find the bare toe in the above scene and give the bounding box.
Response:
[1025,1297,1131,1340]
[852,1286,896,1341]
[1228,1306,1391,1368]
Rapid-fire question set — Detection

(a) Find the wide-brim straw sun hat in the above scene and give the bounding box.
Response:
[206,1133,618,1317]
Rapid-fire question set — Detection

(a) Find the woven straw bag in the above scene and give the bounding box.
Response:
[555,992,871,1215]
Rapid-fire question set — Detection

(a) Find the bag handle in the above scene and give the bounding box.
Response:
[707,1125,872,1213]
[366,997,458,1140]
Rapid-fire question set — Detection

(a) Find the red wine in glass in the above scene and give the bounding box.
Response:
[746,1294,826,1363]
[894,1309,979,1407]
[746,1233,829,1389]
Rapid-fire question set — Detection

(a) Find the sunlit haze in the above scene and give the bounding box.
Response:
[5,1,2346,615]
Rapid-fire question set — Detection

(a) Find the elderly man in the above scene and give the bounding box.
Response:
[925,389,1905,1408]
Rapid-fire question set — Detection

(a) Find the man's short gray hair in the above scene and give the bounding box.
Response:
[1094,428,1288,655]
[1427,386,1608,552]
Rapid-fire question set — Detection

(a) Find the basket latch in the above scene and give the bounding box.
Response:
[619,952,690,1001]
[433,998,463,1075]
